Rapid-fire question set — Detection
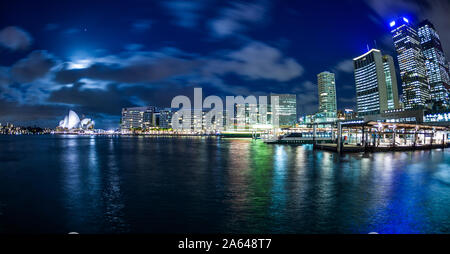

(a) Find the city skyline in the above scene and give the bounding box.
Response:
[1,0,450,129]
[1,1,450,240]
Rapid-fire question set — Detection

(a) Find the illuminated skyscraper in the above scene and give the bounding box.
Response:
[418,20,450,108]
[317,71,337,120]
[354,49,399,116]
[390,17,430,109]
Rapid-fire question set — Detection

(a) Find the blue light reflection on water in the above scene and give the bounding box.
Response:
[0,135,449,233]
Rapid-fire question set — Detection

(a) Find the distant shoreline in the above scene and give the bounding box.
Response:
[1,132,259,138]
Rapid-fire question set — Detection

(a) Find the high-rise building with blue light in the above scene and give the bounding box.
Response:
[418,20,450,109]
[390,17,430,109]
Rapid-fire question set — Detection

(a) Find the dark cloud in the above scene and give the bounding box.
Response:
[53,55,202,84]
[11,50,57,83]
[124,43,144,51]
[333,59,354,73]
[121,82,197,108]
[206,41,303,82]
[52,42,304,98]
[0,97,65,123]
[0,26,33,51]
[209,0,268,37]
[0,67,10,87]
[163,0,206,28]
[47,83,137,115]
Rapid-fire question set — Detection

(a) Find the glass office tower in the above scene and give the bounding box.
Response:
[353,49,390,116]
[391,17,430,109]
[418,20,450,109]
[382,55,400,110]
[317,71,337,120]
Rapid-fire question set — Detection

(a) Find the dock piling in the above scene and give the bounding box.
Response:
[337,122,342,154]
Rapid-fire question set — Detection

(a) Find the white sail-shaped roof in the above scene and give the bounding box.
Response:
[67,110,80,129]
[80,118,91,125]
[58,110,93,130]
[62,115,69,128]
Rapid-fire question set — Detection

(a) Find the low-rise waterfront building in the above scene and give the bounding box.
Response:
[359,108,450,127]
[338,109,358,120]
[159,108,175,129]
[121,106,158,132]
[424,110,450,126]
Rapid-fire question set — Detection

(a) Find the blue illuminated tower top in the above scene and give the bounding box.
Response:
[389,17,410,29]
[418,19,450,108]
[390,17,430,109]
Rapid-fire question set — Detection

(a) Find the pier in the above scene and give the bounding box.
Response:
[317,121,449,153]
[265,120,450,153]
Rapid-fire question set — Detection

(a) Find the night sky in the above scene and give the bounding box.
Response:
[0,0,449,129]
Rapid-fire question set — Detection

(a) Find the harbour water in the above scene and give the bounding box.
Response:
[0,135,449,234]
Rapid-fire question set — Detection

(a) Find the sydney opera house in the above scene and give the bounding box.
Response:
[57,110,95,131]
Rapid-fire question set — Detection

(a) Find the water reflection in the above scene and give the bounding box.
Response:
[0,135,449,233]
[225,139,252,232]
[60,136,128,233]
[103,138,128,232]
[60,136,92,232]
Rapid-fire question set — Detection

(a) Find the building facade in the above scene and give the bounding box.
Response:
[382,55,400,110]
[159,108,174,129]
[353,49,390,116]
[121,106,157,131]
[418,20,450,109]
[391,17,430,109]
[337,109,357,120]
[317,71,337,120]
[270,93,297,127]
